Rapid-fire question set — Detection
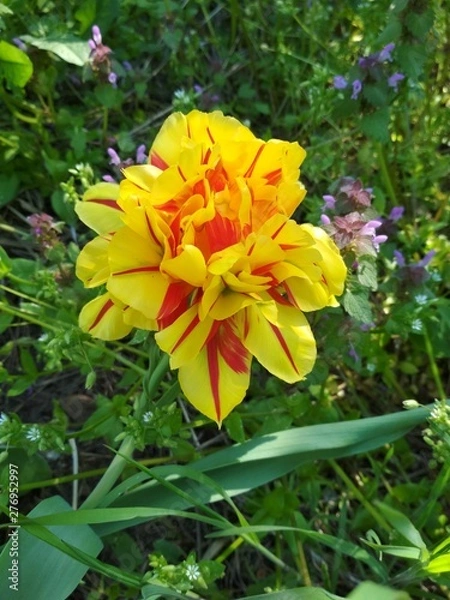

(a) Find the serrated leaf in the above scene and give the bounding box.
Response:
[0,40,33,87]
[357,256,378,290]
[363,84,388,108]
[360,109,390,143]
[342,289,373,323]
[405,10,434,40]
[21,35,90,66]
[376,18,402,45]
[397,44,427,79]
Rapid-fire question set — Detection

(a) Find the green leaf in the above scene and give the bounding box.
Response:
[357,256,378,291]
[95,405,437,536]
[235,588,343,600]
[342,289,373,323]
[0,496,103,600]
[363,84,388,108]
[207,524,386,579]
[21,35,90,66]
[374,502,426,549]
[360,109,390,143]
[0,173,19,207]
[397,44,427,79]
[0,245,12,276]
[405,10,434,40]
[0,40,33,88]
[347,581,411,599]
[426,553,450,574]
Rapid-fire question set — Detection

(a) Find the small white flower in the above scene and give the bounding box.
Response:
[0,412,8,426]
[26,425,41,442]
[173,88,188,101]
[142,410,153,424]
[185,564,200,581]
[366,362,376,373]
[411,319,423,332]
[430,271,442,282]
[414,294,428,306]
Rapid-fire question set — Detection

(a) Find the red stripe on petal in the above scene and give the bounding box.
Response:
[206,126,215,145]
[207,338,221,423]
[113,266,160,276]
[265,168,282,186]
[218,320,249,374]
[269,323,299,375]
[203,148,212,164]
[157,282,191,320]
[171,313,200,353]
[89,298,114,331]
[150,151,169,170]
[177,165,187,182]
[205,214,240,254]
[145,211,161,247]
[244,144,265,178]
[86,199,122,210]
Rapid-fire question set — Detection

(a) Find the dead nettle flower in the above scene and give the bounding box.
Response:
[27,213,61,250]
[394,249,436,286]
[334,42,404,99]
[321,178,387,257]
[88,24,117,86]
[102,144,147,182]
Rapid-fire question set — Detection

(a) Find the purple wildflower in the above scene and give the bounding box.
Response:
[322,212,387,256]
[135,144,147,164]
[323,195,336,210]
[193,84,204,94]
[27,213,61,251]
[340,178,372,209]
[107,147,121,166]
[418,250,436,267]
[358,55,379,70]
[351,79,362,100]
[394,250,406,267]
[108,71,118,87]
[389,206,405,221]
[333,75,348,90]
[379,43,395,62]
[92,25,102,45]
[122,60,133,72]
[388,72,405,91]
[102,175,116,183]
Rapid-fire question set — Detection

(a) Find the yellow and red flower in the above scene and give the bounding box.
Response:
[76,110,346,424]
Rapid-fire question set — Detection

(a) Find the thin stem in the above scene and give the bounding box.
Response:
[376,142,397,206]
[81,354,170,509]
[423,326,446,401]
[329,459,391,533]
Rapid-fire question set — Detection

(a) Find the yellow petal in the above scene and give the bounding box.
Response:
[107,226,170,319]
[178,319,251,424]
[161,245,207,287]
[155,304,214,369]
[76,236,110,288]
[79,292,132,340]
[76,183,123,235]
[283,277,332,312]
[243,303,316,383]
[300,224,347,296]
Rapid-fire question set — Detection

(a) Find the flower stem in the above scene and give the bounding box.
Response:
[81,354,170,509]
[423,326,446,401]
[376,142,397,206]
